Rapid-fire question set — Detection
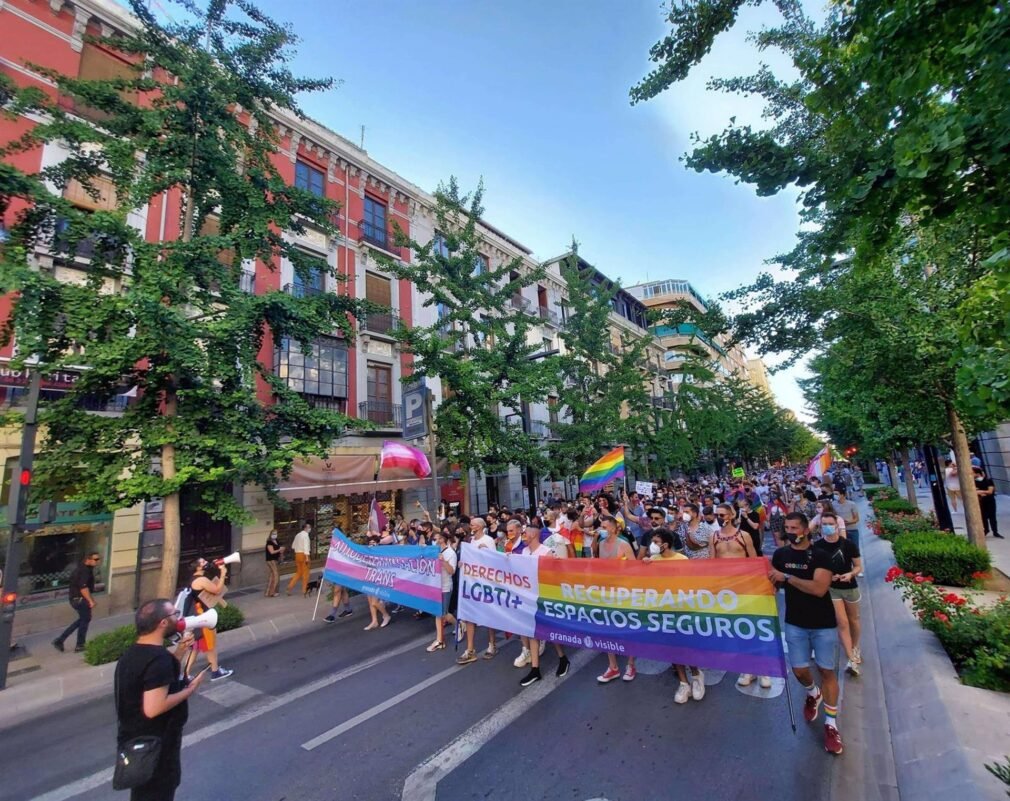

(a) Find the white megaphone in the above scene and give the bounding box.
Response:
[176,608,218,632]
[215,551,241,567]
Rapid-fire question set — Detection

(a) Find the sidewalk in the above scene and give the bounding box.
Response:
[861,489,1010,801]
[904,483,1010,578]
[0,573,338,731]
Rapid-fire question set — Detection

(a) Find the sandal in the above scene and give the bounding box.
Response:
[482,646,498,660]
[363,622,378,631]
[426,640,446,652]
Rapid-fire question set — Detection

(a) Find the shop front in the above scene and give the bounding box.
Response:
[273,450,446,565]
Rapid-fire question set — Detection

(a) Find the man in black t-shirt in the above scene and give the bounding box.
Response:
[116,599,207,801]
[53,551,101,653]
[768,512,843,755]
[974,467,1003,538]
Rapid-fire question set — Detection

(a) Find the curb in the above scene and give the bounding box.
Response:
[863,505,1010,801]
[0,604,329,732]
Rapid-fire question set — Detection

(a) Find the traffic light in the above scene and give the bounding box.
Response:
[1,592,15,624]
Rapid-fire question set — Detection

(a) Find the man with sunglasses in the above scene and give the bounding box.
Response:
[115,599,208,801]
[53,551,101,654]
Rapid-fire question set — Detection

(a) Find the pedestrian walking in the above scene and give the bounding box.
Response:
[974,466,1003,538]
[768,512,844,755]
[944,460,961,512]
[264,530,284,597]
[52,551,101,653]
[813,512,863,676]
[286,522,312,596]
[115,598,207,801]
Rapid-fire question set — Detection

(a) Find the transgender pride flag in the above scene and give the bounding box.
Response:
[806,445,832,479]
[379,440,431,478]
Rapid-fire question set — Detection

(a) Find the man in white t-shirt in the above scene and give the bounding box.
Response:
[286,522,312,597]
[514,522,569,687]
[456,517,499,665]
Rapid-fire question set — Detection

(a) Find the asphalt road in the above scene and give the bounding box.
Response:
[0,598,840,801]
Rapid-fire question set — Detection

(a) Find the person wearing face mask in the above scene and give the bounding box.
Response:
[515,522,569,686]
[813,512,863,676]
[263,530,284,597]
[768,513,843,756]
[596,514,637,684]
[677,504,710,559]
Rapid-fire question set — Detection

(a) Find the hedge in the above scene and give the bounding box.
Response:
[83,603,245,666]
[892,531,992,587]
[872,497,920,515]
[866,486,898,501]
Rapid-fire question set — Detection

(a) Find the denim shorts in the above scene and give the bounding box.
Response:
[441,591,452,616]
[784,623,838,670]
[846,527,861,549]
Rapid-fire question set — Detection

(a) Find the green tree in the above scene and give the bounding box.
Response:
[380,178,555,492]
[630,0,1008,544]
[0,0,366,594]
[548,247,652,483]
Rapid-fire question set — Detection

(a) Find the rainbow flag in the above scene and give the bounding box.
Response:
[457,545,787,677]
[580,446,625,494]
[380,440,431,478]
[806,445,832,479]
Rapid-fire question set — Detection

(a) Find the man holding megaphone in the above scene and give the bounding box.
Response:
[183,558,233,682]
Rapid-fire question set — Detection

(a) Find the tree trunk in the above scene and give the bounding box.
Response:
[898,448,919,507]
[866,460,880,481]
[947,403,986,549]
[157,390,180,598]
[886,455,900,490]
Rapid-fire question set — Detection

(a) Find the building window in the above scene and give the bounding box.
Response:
[275,335,347,398]
[471,253,489,277]
[363,196,388,247]
[295,160,325,197]
[547,396,559,424]
[433,232,450,258]
[364,271,393,333]
[366,362,394,423]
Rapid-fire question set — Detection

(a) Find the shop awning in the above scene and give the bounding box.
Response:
[276,452,449,501]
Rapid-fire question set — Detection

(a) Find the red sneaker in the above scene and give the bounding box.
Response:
[622,664,637,682]
[804,690,822,723]
[824,725,844,755]
[597,667,621,684]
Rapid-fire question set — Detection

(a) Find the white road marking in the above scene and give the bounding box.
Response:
[401,649,594,801]
[27,634,431,801]
[301,664,462,751]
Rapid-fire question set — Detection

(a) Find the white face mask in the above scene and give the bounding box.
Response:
[681,513,691,523]
[649,542,662,556]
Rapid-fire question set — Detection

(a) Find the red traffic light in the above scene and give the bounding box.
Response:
[1,592,16,606]
[18,469,31,487]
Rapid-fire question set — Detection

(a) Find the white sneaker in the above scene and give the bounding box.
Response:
[674,682,691,704]
[846,660,861,677]
[538,640,545,656]
[852,647,862,665]
[759,675,772,689]
[691,673,706,701]
[737,673,755,687]
[513,647,531,668]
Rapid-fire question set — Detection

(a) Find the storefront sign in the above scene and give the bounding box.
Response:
[457,545,787,677]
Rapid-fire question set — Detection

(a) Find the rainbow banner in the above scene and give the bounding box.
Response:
[457,545,786,677]
[323,527,441,615]
[579,446,625,494]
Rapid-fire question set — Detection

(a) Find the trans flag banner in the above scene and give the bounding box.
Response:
[457,545,787,678]
[323,528,442,615]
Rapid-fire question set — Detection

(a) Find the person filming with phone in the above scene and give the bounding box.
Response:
[114,598,208,801]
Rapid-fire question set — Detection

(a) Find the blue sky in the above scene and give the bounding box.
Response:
[249,0,813,416]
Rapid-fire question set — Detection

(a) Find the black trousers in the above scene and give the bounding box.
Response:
[981,502,999,536]
[56,600,92,647]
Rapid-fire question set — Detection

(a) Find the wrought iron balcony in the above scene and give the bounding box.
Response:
[538,306,559,326]
[283,282,326,298]
[358,219,403,259]
[360,311,398,336]
[651,395,675,410]
[510,295,532,313]
[359,400,403,428]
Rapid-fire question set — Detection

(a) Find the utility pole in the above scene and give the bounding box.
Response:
[0,370,42,690]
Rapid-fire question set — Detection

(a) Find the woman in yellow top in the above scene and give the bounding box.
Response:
[644,529,706,705]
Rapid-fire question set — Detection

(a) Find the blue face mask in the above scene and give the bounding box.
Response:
[598,529,609,541]
[821,524,836,536]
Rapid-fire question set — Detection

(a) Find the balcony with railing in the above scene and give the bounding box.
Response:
[358,219,403,259]
[360,311,398,337]
[650,395,675,410]
[510,295,532,314]
[538,306,559,326]
[359,400,403,428]
[651,323,725,357]
[239,271,255,294]
[283,282,326,298]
